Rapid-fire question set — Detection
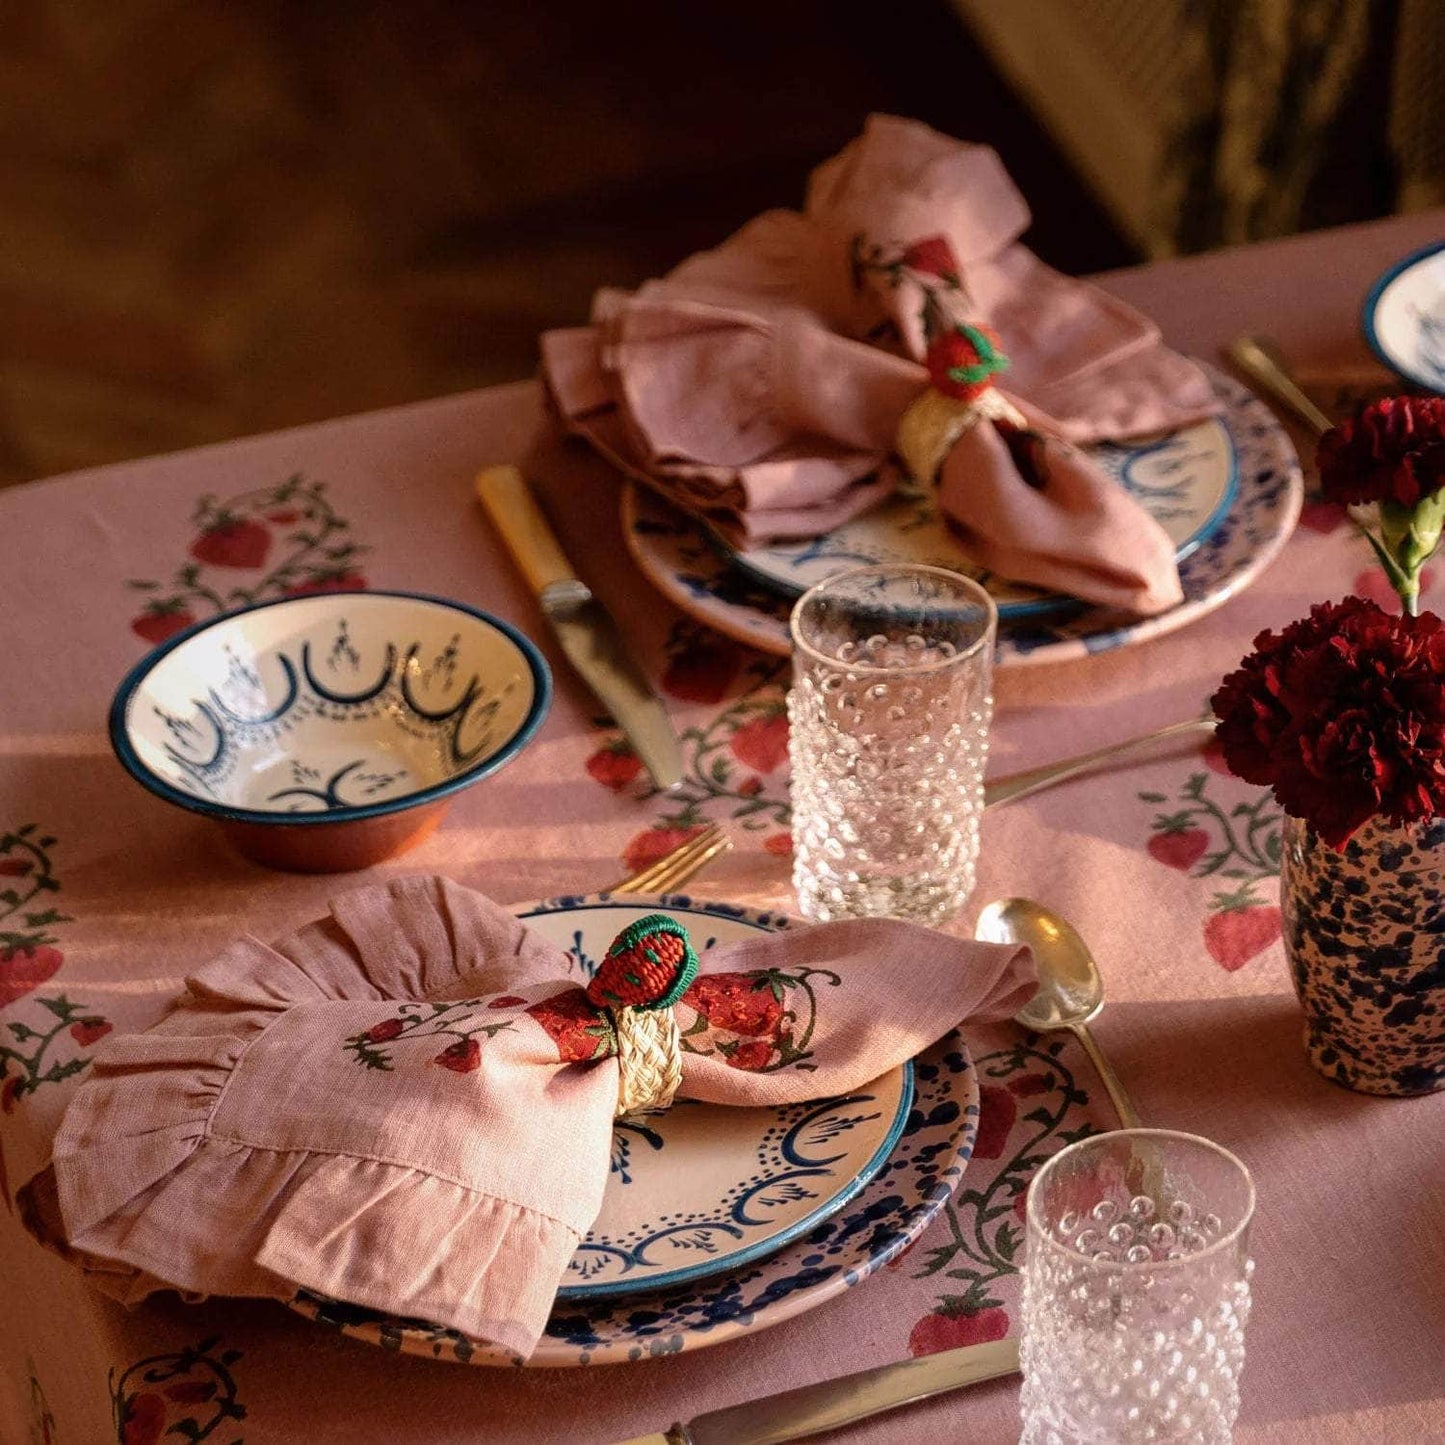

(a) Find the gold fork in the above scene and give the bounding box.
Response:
[605,823,733,895]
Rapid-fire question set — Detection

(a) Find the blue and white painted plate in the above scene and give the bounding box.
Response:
[288,893,981,1367]
[715,414,1235,617]
[623,366,1302,669]
[1363,240,1445,392]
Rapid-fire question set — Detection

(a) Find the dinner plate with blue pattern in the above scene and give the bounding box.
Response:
[288,894,981,1366]
[623,366,1302,669]
[1363,239,1445,392]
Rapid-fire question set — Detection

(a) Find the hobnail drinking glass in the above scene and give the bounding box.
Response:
[787,563,996,925]
[1020,1129,1256,1444]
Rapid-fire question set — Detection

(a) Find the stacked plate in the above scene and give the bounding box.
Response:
[623,367,1302,669]
[290,895,982,1367]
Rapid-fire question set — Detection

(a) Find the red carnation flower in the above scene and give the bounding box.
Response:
[1210,597,1445,847]
[925,324,1009,404]
[1317,396,1445,509]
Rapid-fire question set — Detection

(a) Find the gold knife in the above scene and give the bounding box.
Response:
[616,1337,1020,1444]
[476,466,683,791]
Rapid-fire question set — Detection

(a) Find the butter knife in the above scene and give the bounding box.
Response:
[476,466,683,790]
[616,1337,1020,1444]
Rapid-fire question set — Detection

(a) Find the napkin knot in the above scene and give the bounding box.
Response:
[586,914,698,1116]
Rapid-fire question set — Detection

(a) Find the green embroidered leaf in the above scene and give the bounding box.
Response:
[36,997,78,1020]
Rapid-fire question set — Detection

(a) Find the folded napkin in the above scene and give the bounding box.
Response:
[33,876,1034,1359]
[544,114,1219,615]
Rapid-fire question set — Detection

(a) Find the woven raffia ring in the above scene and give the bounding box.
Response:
[611,1005,683,1117]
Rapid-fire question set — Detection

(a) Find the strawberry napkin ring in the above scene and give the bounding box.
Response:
[585,914,699,1117]
[896,322,1022,484]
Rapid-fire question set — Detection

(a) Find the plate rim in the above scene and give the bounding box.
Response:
[1362,238,1445,390]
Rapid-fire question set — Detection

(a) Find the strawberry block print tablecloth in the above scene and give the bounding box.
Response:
[2,213,1443,1443]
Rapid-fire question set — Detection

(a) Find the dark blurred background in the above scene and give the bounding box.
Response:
[0,0,1433,486]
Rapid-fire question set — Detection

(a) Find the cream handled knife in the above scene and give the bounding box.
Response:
[616,1336,1020,1444]
[476,465,683,790]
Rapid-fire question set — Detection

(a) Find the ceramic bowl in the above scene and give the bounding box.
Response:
[1362,240,1445,392]
[110,590,551,872]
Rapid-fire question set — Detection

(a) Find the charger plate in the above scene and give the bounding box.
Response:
[623,366,1301,669]
[288,893,981,1366]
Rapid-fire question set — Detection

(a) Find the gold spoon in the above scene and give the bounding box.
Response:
[975,897,1141,1128]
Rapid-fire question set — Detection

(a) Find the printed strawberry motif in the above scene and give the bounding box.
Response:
[0,944,63,1008]
[737,776,763,797]
[0,858,32,876]
[131,608,197,646]
[662,639,741,703]
[972,1084,1017,1160]
[189,518,271,570]
[683,971,786,1037]
[363,1017,406,1043]
[1147,827,1210,872]
[725,1040,775,1071]
[586,742,642,792]
[69,1017,111,1047]
[1,1076,19,1113]
[729,713,788,774]
[119,1391,167,1445]
[588,915,698,1010]
[527,990,615,1063]
[266,509,301,524]
[284,571,368,597]
[901,235,960,284]
[1007,1071,1051,1097]
[908,1301,1010,1357]
[488,995,527,1009]
[763,833,794,858]
[622,824,706,875]
[1204,902,1282,971]
[434,1038,481,1073]
[162,1380,217,1404]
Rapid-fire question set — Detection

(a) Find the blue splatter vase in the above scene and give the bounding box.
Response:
[1280,813,1445,1096]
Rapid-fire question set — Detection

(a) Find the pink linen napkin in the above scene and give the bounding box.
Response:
[543,114,1217,615]
[37,876,1034,1360]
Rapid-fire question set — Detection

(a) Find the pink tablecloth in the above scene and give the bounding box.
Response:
[2,211,1443,1444]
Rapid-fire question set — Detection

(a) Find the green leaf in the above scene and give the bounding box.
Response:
[1137,791,1166,803]
[7,1021,36,1041]
[36,996,77,1020]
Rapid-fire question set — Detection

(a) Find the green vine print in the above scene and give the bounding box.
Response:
[28,1360,56,1445]
[110,1336,246,1445]
[127,474,369,645]
[345,999,515,1074]
[680,965,841,1073]
[1139,768,1284,970]
[1,826,110,1113]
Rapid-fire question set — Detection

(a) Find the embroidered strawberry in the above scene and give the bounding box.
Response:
[69,1017,111,1047]
[0,944,63,1008]
[1204,900,1282,971]
[527,989,615,1063]
[434,1038,481,1073]
[907,1301,1010,1357]
[488,995,527,1009]
[162,1379,216,1404]
[190,518,271,569]
[725,1040,775,1071]
[683,971,785,1037]
[284,571,368,597]
[1298,498,1348,534]
[972,1084,1017,1160]
[1007,1071,1051,1097]
[119,1391,167,1445]
[0,858,32,876]
[661,639,741,703]
[587,915,698,1010]
[901,235,960,284]
[363,1016,405,1043]
[622,824,706,875]
[763,833,793,859]
[1,1076,20,1113]
[586,743,642,792]
[266,509,302,524]
[729,713,788,774]
[737,776,763,798]
[131,608,197,646]
[1147,827,1209,872]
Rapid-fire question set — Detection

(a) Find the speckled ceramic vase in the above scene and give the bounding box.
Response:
[1280,813,1445,1096]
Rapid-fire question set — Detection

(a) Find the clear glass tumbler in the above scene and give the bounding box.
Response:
[1020,1130,1256,1444]
[787,564,996,925]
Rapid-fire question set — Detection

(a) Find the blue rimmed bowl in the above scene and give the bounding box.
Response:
[110,590,551,872]
[1363,240,1445,392]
